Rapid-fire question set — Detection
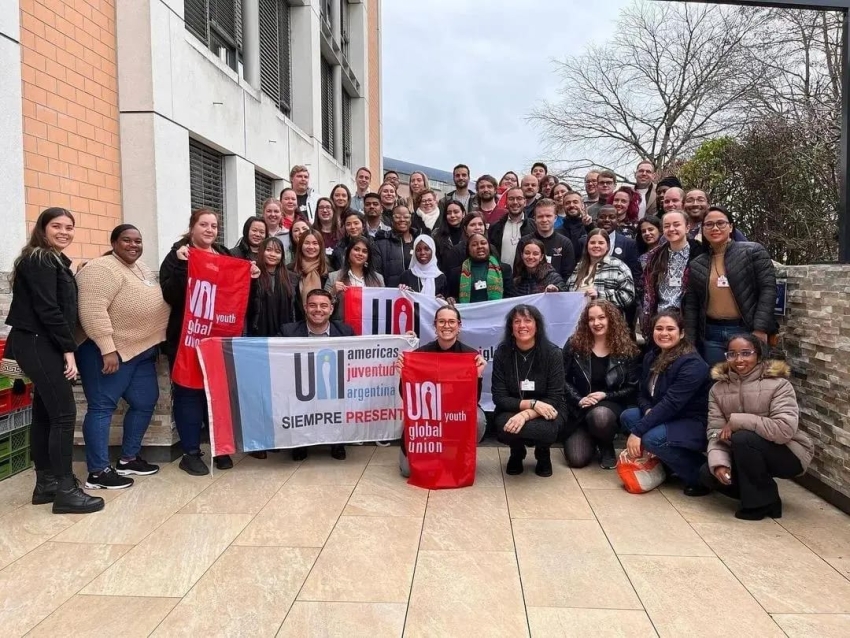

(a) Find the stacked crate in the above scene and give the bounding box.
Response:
[0,338,34,481]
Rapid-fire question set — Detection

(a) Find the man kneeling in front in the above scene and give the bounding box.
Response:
[397,305,487,477]
[282,288,354,461]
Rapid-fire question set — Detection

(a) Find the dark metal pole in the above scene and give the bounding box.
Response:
[840,9,850,262]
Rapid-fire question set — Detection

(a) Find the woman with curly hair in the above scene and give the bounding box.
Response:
[513,239,567,296]
[620,311,712,495]
[563,300,640,469]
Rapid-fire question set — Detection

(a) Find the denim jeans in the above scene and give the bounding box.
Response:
[620,407,705,487]
[6,329,76,477]
[701,320,746,367]
[77,340,160,473]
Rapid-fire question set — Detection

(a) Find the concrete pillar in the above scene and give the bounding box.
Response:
[290,3,321,136]
[242,0,261,90]
[119,113,191,265]
[0,1,25,278]
[224,155,258,245]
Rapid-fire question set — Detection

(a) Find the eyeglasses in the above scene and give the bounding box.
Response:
[507,196,525,202]
[436,320,458,327]
[725,350,756,360]
[597,180,615,186]
[703,221,730,230]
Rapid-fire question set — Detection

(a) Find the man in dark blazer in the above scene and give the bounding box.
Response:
[281,288,354,461]
[281,288,355,339]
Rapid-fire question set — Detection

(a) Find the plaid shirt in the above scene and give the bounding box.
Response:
[567,256,635,311]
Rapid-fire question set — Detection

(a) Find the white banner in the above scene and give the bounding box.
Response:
[347,291,585,410]
[200,335,418,452]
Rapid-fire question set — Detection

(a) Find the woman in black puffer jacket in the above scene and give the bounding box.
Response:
[683,206,777,366]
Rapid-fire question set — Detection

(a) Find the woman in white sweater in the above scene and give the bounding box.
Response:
[76,224,170,490]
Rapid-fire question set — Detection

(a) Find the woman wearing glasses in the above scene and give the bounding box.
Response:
[396,306,487,477]
[683,207,777,366]
[701,334,813,520]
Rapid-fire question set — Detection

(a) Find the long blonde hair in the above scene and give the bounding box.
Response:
[407,171,431,211]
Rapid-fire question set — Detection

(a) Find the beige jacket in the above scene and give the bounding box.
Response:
[707,360,813,473]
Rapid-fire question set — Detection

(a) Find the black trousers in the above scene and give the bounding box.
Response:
[700,430,802,509]
[7,329,76,477]
[495,412,565,449]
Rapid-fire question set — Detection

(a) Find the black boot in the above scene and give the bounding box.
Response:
[32,470,59,505]
[505,445,526,475]
[52,475,105,514]
[534,446,553,477]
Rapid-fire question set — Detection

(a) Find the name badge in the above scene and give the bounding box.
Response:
[717,275,730,288]
[521,379,535,391]
[474,280,487,291]
[545,255,552,263]
[668,276,682,288]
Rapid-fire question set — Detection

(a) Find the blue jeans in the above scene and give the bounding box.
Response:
[165,354,207,455]
[78,340,159,473]
[620,407,704,487]
[701,320,746,367]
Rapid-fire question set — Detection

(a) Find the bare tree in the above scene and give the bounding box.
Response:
[529,1,772,176]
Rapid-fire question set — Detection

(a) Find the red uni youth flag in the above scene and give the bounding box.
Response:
[401,352,478,489]
[172,249,251,389]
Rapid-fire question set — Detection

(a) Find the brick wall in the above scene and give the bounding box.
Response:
[367,0,381,187]
[777,265,850,506]
[19,0,121,261]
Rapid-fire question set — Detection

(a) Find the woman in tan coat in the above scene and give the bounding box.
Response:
[701,333,813,520]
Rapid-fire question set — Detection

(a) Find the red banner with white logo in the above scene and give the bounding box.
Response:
[172,250,251,389]
[401,352,478,489]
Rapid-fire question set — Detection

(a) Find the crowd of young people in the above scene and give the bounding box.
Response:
[4,160,809,521]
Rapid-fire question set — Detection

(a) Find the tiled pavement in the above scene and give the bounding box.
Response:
[1,445,849,637]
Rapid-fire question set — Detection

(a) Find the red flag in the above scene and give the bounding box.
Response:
[343,286,364,335]
[172,250,251,389]
[401,352,478,489]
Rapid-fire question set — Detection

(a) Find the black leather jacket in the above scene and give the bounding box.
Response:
[562,344,640,410]
[683,240,777,342]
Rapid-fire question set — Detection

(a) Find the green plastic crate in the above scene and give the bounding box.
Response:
[0,425,30,481]
[0,447,30,481]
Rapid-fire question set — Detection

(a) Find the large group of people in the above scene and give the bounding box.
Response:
[4,159,810,522]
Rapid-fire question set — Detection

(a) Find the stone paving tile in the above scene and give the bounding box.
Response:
[29,595,178,637]
[405,550,528,637]
[1,446,848,637]
[0,541,132,636]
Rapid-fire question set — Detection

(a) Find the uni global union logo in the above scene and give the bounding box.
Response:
[294,349,345,401]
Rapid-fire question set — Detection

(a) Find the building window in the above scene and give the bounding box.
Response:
[184,0,240,71]
[189,139,226,242]
[340,0,350,60]
[255,171,275,215]
[258,0,292,116]
[321,58,335,155]
[342,91,352,168]
[321,0,333,30]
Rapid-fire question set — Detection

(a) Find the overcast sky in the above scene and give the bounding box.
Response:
[381,0,631,179]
